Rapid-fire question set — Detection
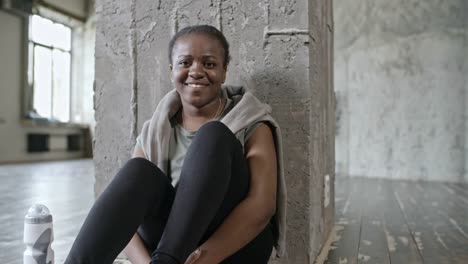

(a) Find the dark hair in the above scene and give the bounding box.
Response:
[168,25,231,66]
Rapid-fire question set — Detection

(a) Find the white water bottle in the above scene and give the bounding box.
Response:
[23,204,54,264]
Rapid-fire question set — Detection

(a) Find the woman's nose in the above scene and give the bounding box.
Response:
[189,62,204,79]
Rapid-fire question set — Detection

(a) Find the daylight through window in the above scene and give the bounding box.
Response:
[29,15,71,122]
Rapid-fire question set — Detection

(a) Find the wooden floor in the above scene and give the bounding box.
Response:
[326,177,468,264]
[1,161,467,264]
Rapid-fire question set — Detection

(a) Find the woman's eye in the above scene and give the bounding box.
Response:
[178,61,190,67]
[204,62,215,68]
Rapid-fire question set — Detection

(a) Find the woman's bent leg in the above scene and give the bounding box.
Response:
[152,121,251,264]
[65,157,174,264]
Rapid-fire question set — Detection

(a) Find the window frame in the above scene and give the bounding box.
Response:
[27,14,74,123]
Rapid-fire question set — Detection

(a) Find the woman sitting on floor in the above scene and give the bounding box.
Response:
[65,25,286,264]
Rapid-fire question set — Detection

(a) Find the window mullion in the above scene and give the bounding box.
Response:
[33,41,69,53]
[69,30,73,122]
[50,47,54,119]
[31,43,35,107]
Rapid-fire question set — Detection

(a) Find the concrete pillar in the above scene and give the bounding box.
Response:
[465,2,468,181]
[94,0,335,262]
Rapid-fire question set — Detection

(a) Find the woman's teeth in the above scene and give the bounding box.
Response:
[186,84,207,88]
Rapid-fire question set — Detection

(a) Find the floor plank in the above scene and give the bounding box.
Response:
[326,177,468,264]
[418,181,468,262]
[326,177,365,264]
[392,181,464,264]
[357,179,390,264]
[442,182,468,208]
[382,180,423,264]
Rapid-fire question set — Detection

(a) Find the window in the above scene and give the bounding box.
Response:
[29,15,71,122]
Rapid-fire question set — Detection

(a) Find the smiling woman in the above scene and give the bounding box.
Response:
[170,32,227,125]
[64,25,286,264]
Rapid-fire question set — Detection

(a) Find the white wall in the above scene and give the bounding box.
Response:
[0,11,24,161]
[71,13,96,132]
[335,0,467,182]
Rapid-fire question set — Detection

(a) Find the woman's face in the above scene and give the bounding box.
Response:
[170,33,227,108]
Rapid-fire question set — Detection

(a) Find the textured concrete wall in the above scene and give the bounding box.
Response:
[464,1,468,180]
[94,0,334,262]
[335,0,467,182]
[308,0,335,258]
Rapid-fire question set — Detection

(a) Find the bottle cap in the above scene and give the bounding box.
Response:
[25,204,53,224]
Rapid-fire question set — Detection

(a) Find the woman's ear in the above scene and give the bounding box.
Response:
[221,64,228,83]
[169,64,173,81]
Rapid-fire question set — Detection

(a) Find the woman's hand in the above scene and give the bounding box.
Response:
[184,249,202,264]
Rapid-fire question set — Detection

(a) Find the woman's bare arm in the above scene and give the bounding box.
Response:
[189,123,278,264]
[122,146,151,264]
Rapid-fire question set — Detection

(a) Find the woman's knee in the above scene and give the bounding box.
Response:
[198,120,230,132]
[194,121,239,150]
[109,158,169,193]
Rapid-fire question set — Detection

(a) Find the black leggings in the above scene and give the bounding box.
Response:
[64,121,274,264]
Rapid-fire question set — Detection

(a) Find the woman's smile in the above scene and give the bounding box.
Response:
[185,83,209,88]
[170,33,227,109]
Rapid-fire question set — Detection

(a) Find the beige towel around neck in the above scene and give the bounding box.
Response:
[137,85,287,258]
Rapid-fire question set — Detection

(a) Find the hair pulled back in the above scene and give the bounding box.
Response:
[168,25,231,66]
